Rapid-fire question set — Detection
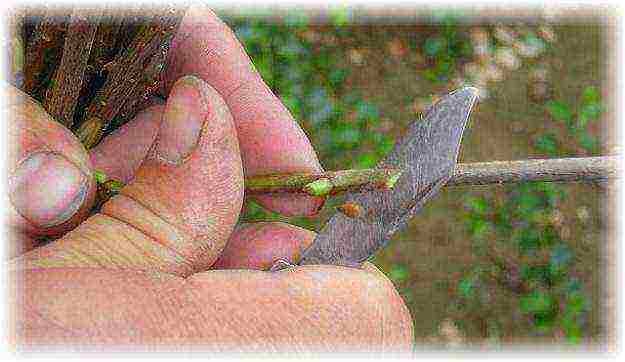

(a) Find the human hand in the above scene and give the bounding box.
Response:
[7,5,413,350]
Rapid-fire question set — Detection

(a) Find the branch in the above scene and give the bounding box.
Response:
[23,12,68,95]
[83,11,183,127]
[111,37,168,127]
[43,8,101,128]
[246,168,403,196]
[448,156,617,186]
[93,156,617,208]
[7,11,25,89]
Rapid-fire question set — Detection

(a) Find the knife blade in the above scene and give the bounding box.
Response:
[298,87,479,267]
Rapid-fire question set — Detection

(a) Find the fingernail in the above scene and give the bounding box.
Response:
[155,75,207,164]
[9,152,89,228]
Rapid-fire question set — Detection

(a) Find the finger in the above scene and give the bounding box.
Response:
[212,222,315,270]
[16,264,413,350]
[164,5,325,216]
[5,85,96,246]
[5,231,38,260]
[15,76,244,277]
[89,104,164,184]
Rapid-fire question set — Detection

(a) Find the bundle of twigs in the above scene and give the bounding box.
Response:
[14,6,183,148]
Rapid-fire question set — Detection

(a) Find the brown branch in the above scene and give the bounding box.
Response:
[23,12,69,95]
[111,36,168,127]
[83,11,183,128]
[448,156,617,186]
[43,8,101,128]
[7,10,25,89]
[93,156,617,209]
[87,12,123,72]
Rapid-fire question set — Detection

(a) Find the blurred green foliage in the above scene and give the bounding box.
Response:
[221,11,602,345]
[543,86,603,155]
[422,14,472,83]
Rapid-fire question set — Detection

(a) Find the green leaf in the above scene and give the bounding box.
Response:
[534,133,559,156]
[516,228,541,253]
[520,291,555,314]
[328,68,348,88]
[458,277,475,298]
[577,132,599,153]
[93,170,107,184]
[329,6,351,26]
[423,69,438,82]
[469,218,490,237]
[356,101,380,125]
[560,313,583,344]
[375,136,395,157]
[332,124,361,149]
[465,196,489,214]
[549,244,573,276]
[424,36,446,57]
[566,292,587,316]
[283,11,309,27]
[524,34,547,53]
[578,103,603,126]
[582,86,600,104]
[545,100,573,123]
[355,153,379,168]
[388,264,410,282]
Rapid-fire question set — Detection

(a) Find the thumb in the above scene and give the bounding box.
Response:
[17,76,244,276]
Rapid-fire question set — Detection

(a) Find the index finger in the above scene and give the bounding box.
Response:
[164,5,325,216]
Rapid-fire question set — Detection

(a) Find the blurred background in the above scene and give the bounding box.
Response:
[221,6,615,347]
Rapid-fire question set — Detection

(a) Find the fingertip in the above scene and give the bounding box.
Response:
[212,222,316,270]
[252,194,326,217]
[7,85,96,238]
[155,76,208,164]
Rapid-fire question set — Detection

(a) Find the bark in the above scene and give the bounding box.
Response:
[23,11,69,95]
[246,168,403,196]
[82,10,183,128]
[449,156,617,186]
[43,8,101,127]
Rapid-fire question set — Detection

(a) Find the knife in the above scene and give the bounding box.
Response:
[293,86,479,268]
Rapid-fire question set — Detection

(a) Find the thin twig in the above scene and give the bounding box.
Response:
[246,168,403,196]
[448,156,617,186]
[43,8,101,127]
[93,156,618,208]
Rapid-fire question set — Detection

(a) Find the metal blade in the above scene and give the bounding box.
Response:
[299,87,479,266]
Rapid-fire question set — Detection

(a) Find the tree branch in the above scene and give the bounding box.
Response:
[43,8,101,127]
[83,11,183,127]
[23,11,68,95]
[94,156,617,207]
[246,168,403,196]
[448,156,617,186]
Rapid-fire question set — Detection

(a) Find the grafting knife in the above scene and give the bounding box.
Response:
[296,86,479,267]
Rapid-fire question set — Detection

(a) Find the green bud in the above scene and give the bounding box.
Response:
[93,169,108,184]
[385,170,403,189]
[303,178,333,197]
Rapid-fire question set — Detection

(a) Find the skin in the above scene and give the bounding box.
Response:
[6,5,414,351]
